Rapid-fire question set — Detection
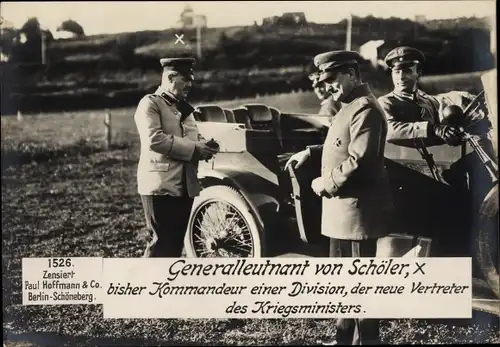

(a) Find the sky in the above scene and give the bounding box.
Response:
[1,1,496,35]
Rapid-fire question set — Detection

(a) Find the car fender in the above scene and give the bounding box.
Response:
[198,167,281,233]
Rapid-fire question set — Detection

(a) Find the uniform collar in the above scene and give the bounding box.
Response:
[393,90,415,100]
[340,83,371,106]
[155,86,195,121]
[154,86,179,105]
[392,88,428,102]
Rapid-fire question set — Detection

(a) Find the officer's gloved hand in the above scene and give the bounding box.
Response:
[432,124,463,146]
[194,141,219,161]
[448,131,465,147]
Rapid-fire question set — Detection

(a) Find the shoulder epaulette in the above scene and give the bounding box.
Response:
[141,94,162,110]
[144,93,173,106]
[158,92,175,106]
[356,95,372,107]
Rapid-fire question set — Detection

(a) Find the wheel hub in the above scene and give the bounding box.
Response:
[205,237,218,252]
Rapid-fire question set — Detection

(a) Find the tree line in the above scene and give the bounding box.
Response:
[0,15,494,114]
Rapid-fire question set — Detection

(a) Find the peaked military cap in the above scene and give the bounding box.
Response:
[160,57,196,78]
[314,51,363,82]
[384,46,425,69]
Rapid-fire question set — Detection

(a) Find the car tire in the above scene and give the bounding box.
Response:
[184,185,263,258]
[476,183,499,298]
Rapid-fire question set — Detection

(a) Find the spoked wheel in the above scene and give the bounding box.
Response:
[184,186,263,258]
[476,183,499,298]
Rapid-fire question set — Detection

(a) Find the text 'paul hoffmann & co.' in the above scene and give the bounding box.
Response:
[22,257,103,305]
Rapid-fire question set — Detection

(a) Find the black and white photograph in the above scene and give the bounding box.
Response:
[1,0,498,345]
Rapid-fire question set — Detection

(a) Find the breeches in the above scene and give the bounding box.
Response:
[329,238,381,345]
[140,195,194,258]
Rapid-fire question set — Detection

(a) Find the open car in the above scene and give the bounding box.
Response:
[183,70,498,314]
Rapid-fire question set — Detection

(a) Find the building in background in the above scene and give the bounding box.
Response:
[0,52,9,62]
[262,16,280,26]
[414,15,427,23]
[359,40,385,68]
[282,12,307,25]
[414,15,427,38]
[176,3,207,29]
[262,12,307,26]
[53,30,78,40]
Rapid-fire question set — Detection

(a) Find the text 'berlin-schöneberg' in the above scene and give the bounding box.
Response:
[165,259,414,281]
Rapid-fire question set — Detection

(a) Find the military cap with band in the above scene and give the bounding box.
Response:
[160,57,196,79]
[384,46,425,69]
[313,50,364,83]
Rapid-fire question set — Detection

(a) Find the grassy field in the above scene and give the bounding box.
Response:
[2,90,499,346]
[1,91,323,166]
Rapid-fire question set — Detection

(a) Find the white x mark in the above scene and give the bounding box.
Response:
[175,34,185,44]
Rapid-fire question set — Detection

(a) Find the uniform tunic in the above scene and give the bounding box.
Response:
[134,87,201,197]
[378,89,491,146]
[378,88,496,163]
[309,84,394,240]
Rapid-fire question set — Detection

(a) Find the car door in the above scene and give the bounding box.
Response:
[384,142,473,257]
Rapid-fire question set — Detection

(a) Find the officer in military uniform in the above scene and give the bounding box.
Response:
[133,57,219,257]
[377,46,493,152]
[308,71,341,118]
[378,47,497,263]
[286,51,393,345]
